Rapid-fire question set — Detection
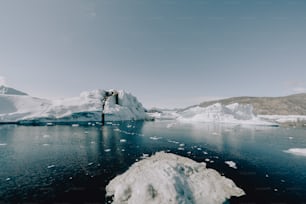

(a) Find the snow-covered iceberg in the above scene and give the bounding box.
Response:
[106,152,245,204]
[0,86,150,123]
[177,103,277,126]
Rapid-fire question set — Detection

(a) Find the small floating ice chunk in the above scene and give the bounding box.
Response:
[106,152,245,204]
[72,124,79,127]
[205,158,210,162]
[178,147,184,151]
[140,154,149,159]
[105,149,111,152]
[166,123,176,128]
[43,134,50,138]
[179,143,185,147]
[88,162,94,166]
[167,139,179,144]
[203,151,208,155]
[6,178,11,181]
[84,131,89,134]
[120,139,127,143]
[284,148,306,157]
[288,137,293,140]
[197,147,202,151]
[47,165,55,169]
[127,124,132,128]
[42,143,49,146]
[0,143,7,146]
[149,136,162,140]
[225,161,237,169]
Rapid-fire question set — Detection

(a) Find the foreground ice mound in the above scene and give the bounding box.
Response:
[0,88,150,123]
[106,152,245,204]
[177,103,276,126]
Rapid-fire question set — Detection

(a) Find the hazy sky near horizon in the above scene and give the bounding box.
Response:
[1,0,306,108]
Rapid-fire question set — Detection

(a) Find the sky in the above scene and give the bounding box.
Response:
[0,0,306,108]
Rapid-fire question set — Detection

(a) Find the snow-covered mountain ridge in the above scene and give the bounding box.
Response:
[0,86,150,124]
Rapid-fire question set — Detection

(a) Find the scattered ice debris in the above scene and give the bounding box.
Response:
[0,143,7,146]
[265,174,269,178]
[205,158,210,162]
[127,124,132,128]
[203,151,208,155]
[149,136,162,140]
[120,139,127,143]
[72,124,79,127]
[46,122,54,126]
[187,151,192,155]
[43,134,50,138]
[281,179,285,183]
[105,149,111,152]
[42,143,49,146]
[210,160,214,163]
[90,141,95,144]
[178,147,184,151]
[6,178,11,181]
[197,147,202,151]
[284,148,306,157]
[121,149,125,152]
[47,165,55,169]
[225,161,237,169]
[69,177,73,180]
[274,188,278,192]
[288,137,293,140]
[106,152,245,204]
[88,162,94,166]
[84,131,89,134]
[179,143,185,147]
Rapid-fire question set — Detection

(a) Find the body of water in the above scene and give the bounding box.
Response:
[0,121,306,203]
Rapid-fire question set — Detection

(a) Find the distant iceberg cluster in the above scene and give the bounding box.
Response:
[149,103,277,126]
[106,152,245,204]
[0,86,150,123]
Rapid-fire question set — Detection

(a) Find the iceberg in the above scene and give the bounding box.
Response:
[106,152,245,204]
[284,148,306,157]
[0,86,150,123]
[176,103,277,126]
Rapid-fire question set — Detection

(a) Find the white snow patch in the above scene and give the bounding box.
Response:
[106,152,245,204]
[284,148,306,157]
[225,161,237,169]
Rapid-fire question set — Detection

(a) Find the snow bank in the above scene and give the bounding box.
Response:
[0,87,150,123]
[177,103,276,126]
[106,152,245,204]
[284,148,306,157]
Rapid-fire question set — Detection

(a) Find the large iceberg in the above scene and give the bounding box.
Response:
[177,103,277,126]
[0,86,150,123]
[106,152,245,204]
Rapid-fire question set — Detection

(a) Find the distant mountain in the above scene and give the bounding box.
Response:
[199,93,306,115]
[0,85,28,95]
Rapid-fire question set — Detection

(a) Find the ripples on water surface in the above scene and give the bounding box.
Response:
[0,121,306,203]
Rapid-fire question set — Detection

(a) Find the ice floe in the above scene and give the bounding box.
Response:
[106,152,245,204]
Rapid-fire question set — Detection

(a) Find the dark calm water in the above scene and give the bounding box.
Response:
[0,121,306,203]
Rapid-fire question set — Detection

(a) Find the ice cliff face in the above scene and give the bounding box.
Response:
[0,87,149,123]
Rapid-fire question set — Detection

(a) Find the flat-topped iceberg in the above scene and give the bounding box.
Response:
[0,87,150,123]
[106,152,245,204]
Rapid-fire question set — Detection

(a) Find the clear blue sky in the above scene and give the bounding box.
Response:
[1,0,306,108]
